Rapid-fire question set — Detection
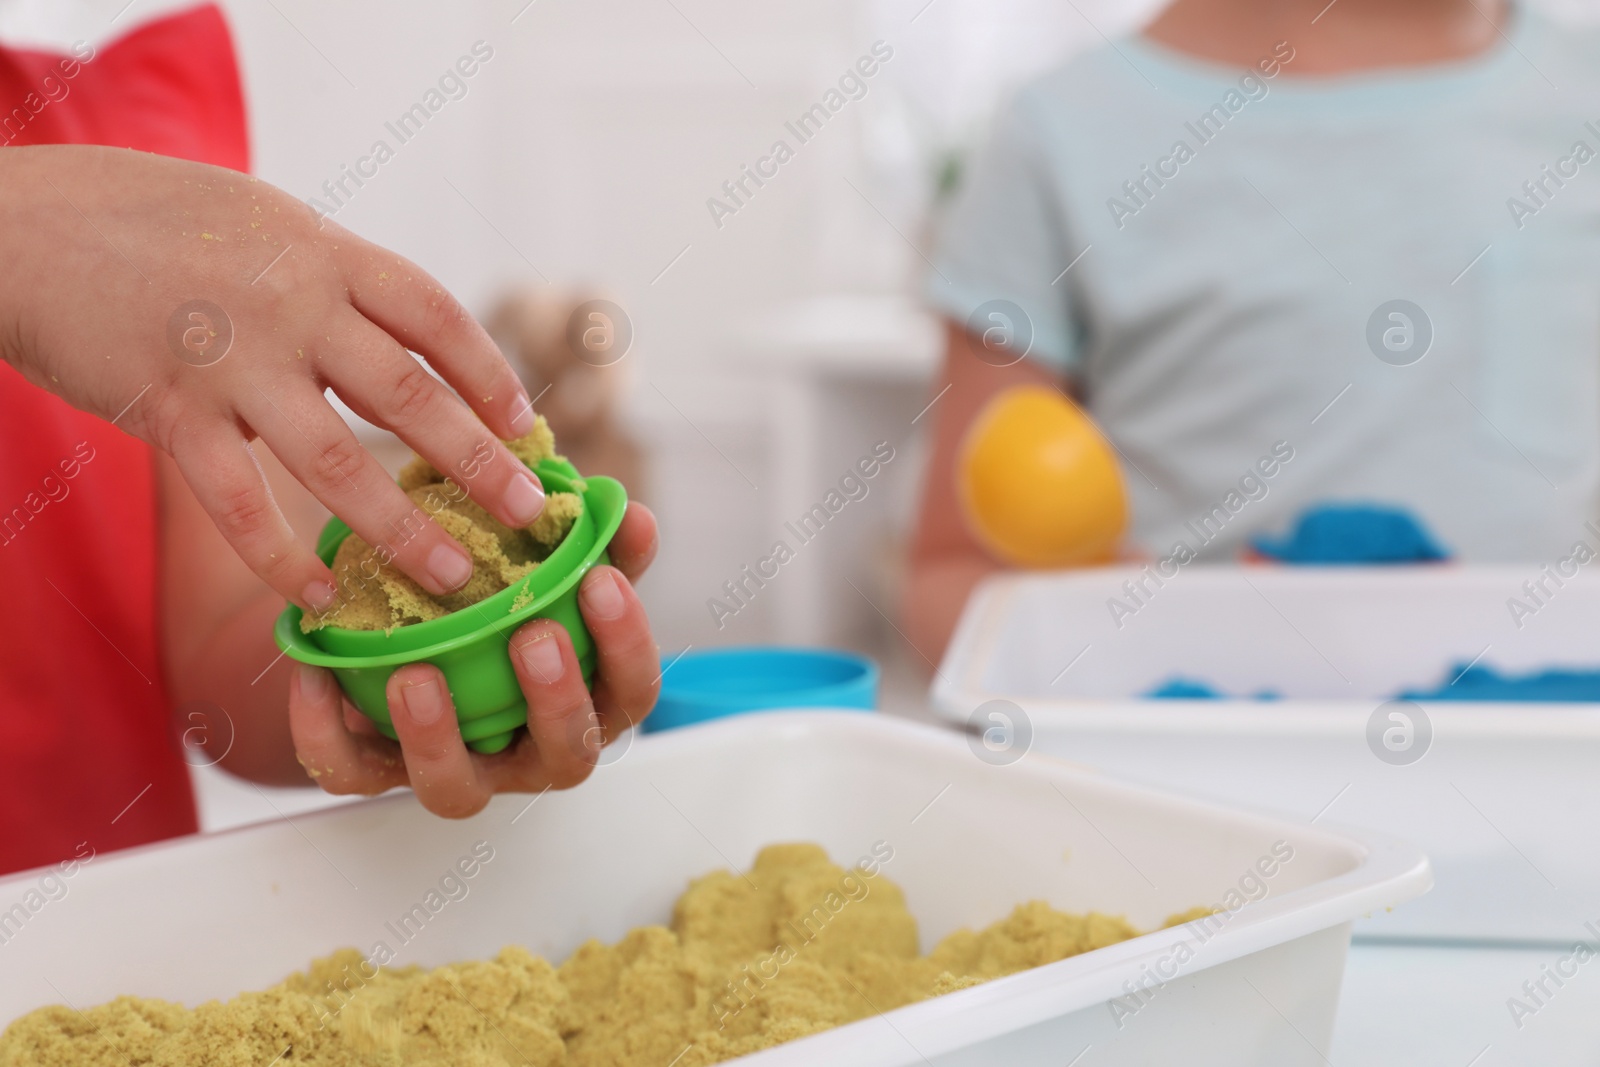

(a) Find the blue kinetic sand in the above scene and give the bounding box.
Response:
[1251,504,1450,564]
[1147,664,1600,703]
[1400,664,1600,702]
[1146,678,1281,700]
[643,646,879,733]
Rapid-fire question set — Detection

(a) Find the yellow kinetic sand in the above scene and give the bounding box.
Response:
[0,845,1199,1067]
[958,385,1127,567]
[303,417,585,634]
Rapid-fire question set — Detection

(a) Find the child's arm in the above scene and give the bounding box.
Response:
[0,143,664,804]
[902,321,1061,665]
[0,144,545,614]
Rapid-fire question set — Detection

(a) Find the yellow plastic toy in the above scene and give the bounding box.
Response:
[957,385,1128,567]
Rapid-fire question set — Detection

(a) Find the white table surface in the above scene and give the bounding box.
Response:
[1335,941,1600,1066]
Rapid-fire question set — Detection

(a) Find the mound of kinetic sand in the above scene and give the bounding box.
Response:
[303,416,585,633]
[0,845,1199,1067]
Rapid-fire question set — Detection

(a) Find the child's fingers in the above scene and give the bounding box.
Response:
[171,425,337,612]
[334,239,534,441]
[608,503,659,584]
[505,620,601,790]
[241,381,475,598]
[385,664,492,819]
[318,311,546,531]
[578,567,660,732]
[288,664,407,796]
[343,702,384,737]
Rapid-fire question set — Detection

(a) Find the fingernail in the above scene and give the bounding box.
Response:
[516,631,564,685]
[427,544,473,592]
[504,472,545,526]
[296,664,332,703]
[580,568,626,621]
[303,579,338,612]
[508,390,535,437]
[398,675,446,726]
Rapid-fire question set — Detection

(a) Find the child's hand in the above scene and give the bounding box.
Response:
[0,145,545,611]
[287,502,661,815]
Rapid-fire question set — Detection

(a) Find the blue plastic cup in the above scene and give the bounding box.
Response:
[642,646,879,733]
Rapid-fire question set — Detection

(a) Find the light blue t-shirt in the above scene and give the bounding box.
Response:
[928,8,1600,562]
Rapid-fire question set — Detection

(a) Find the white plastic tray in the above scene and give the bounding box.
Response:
[0,713,1428,1066]
[933,566,1600,945]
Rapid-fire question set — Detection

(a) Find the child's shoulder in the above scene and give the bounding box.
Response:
[996,44,1165,143]
[1009,45,1142,114]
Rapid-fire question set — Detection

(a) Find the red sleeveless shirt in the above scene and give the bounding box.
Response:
[0,2,248,875]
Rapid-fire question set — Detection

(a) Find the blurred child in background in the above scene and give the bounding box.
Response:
[909,0,1600,658]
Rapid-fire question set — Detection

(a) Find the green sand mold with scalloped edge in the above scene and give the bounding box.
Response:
[274,457,627,754]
